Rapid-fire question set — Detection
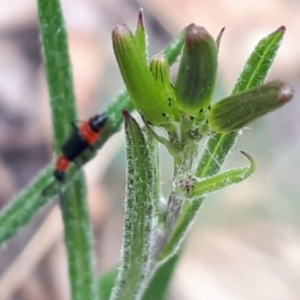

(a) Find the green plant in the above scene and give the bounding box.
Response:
[0,2,292,300]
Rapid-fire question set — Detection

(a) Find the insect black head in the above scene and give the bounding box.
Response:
[89,113,108,132]
[53,170,65,182]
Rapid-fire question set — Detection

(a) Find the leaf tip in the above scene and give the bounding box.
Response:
[240,150,250,159]
[240,150,256,172]
[122,109,131,121]
[277,25,286,33]
[216,27,226,50]
[137,8,145,29]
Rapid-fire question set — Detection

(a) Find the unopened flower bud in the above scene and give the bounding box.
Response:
[112,25,173,126]
[175,24,218,115]
[207,80,293,133]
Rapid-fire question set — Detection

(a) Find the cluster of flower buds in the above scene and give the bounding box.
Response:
[112,10,292,135]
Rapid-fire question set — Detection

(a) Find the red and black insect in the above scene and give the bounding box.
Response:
[54,113,108,182]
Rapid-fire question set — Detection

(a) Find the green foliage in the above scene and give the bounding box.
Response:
[197,25,287,178]
[110,111,155,300]
[99,268,118,300]
[0,3,292,300]
[111,14,291,300]
[37,0,77,151]
[142,254,180,300]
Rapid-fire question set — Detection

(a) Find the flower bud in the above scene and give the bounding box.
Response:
[207,80,293,133]
[175,24,218,114]
[112,25,172,126]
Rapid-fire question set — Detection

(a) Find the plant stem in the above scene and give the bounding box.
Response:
[37,0,98,299]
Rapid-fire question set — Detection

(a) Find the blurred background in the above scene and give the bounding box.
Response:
[0,0,299,299]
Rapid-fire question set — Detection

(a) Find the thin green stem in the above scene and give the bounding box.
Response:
[60,174,97,300]
[37,0,98,299]
[37,0,77,150]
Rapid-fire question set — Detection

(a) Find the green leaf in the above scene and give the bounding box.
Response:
[160,152,255,262]
[184,151,255,198]
[60,174,98,300]
[37,0,77,152]
[143,127,163,226]
[110,111,154,300]
[142,253,180,300]
[99,268,118,300]
[100,250,182,300]
[233,26,286,93]
[163,30,185,66]
[37,1,98,299]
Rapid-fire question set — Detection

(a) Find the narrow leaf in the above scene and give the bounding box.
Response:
[143,127,163,226]
[99,268,118,300]
[38,1,98,299]
[60,174,98,300]
[187,151,255,199]
[110,111,154,300]
[160,152,255,261]
[163,30,185,65]
[142,254,180,300]
[233,26,286,93]
[38,0,77,151]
